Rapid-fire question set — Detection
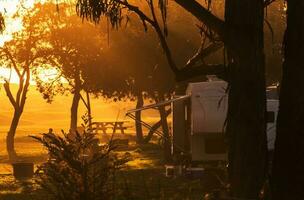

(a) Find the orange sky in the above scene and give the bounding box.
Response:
[0,84,162,138]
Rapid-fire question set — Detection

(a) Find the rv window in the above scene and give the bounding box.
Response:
[267,111,275,123]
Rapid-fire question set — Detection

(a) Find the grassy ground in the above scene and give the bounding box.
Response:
[0,136,225,200]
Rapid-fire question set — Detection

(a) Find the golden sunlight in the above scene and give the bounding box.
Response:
[0,68,21,84]
[0,67,63,84]
[0,0,38,46]
[35,67,66,83]
[0,0,61,84]
[0,0,52,45]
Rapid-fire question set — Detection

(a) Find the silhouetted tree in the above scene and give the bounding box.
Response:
[272,1,304,199]
[31,4,107,132]
[0,5,53,161]
[224,1,267,198]
[31,3,174,146]
[82,18,178,161]
[75,0,269,198]
[49,21,105,133]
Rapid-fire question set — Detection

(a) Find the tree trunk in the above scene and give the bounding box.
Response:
[135,92,144,144]
[3,67,30,162]
[7,109,21,161]
[159,105,171,163]
[70,87,81,133]
[143,108,171,144]
[86,92,92,131]
[272,1,304,199]
[143,120,162,144]
[225,0,267,198]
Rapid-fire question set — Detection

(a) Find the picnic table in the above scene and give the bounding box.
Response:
[92,121,130,134]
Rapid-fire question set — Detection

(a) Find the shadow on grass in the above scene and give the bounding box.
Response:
[0,142,225,199]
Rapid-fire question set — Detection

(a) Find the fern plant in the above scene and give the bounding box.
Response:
[31,117,127,200]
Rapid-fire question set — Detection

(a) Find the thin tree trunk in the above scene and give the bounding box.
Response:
[6,109,21,161]
[4,66,30,162]
[70,68,82,133]
[70,87,81,133]
[143,108,171,144]
[159,105,171,163]
[135,92,144,144]
[86,92,92,130]
[143,120,162,144]
[272,1,304,199]
[225,0,267,198]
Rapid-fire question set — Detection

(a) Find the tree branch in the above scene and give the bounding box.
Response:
[19,67,30,112]
[149,0,179,74]
[16,69,26,106]
[176,64,226,82]
[80,93,89,109]
[3,81,17,108]
[186,42,224,68]
[2,47,22,77]
[264,0,277,7]
[174,0,225,39]
[174,0,272,39]
[117,0,180,75]
[119,0,155,27]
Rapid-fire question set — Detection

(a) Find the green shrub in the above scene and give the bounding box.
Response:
[31,120,127,200]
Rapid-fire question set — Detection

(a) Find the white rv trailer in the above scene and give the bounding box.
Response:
[173,80,279,162]
[126,80,279,163]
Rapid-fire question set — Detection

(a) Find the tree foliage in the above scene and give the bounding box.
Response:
[29,3,105,102]
[76,0,168,31]
[31,116,128,200]
[31,3,178,137]
[0,12,5,33]
[0,4,55,160]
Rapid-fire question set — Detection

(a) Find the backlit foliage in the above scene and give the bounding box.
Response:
[76,0,168,31]
[31,117,128,200]
[0,12,5,33]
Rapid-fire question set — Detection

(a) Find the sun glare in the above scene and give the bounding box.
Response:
[0,0,64,85]
[0,1,24,46]
[0,68,22,84]
[0,67,65,85]
[36,67,66,83]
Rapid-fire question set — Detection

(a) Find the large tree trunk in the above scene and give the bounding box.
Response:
[272,1,304,199]
[70,86,81,133]
[159,105,171,163]
[135,92,144,144]
[6,109,21,161]
[225,0,267,198]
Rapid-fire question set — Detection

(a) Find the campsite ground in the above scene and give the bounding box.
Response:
[0,85,224,199]
[0,134,225,200]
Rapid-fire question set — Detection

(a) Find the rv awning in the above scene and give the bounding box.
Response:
[126,95,190,114]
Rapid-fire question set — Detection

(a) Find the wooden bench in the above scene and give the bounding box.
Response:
[92,121,130,134]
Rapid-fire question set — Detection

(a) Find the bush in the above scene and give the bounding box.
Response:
[31,120,127,200]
